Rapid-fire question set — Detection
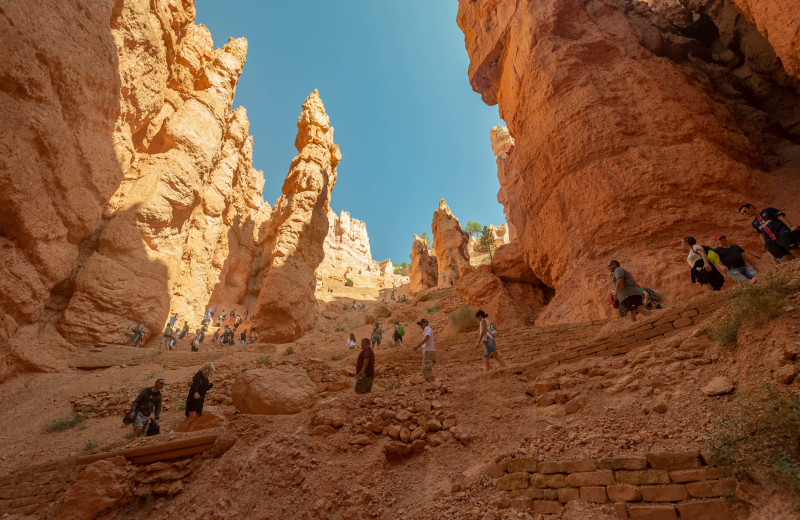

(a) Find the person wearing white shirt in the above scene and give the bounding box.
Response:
[413,318,435,382]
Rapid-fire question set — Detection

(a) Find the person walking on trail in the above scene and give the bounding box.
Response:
[476,310,507,371]
[608,260,652,322]
[739,204,800,261]
[168,313,178,328]
[682,237,725,292]
[174,363,214,433]
[355,338,375,394]
[234,315,243,331]
[393,321,405,347]
[352,301,357,311]
[244,308,249,318]
[212,329,220,342]
[239,330,247,345]
[713,233,759,283]
[128,378,164,438]
[219,310,226,323]
[221,325,234,345]
[190,329,201,352]
[413,318,436,383]
[178,321,189,339]
[371,323,382,348]
[209,305,216,317]
[161,324,174,349]
[346,332,357,349]
[130,324,148,346]
[249,328,258,343]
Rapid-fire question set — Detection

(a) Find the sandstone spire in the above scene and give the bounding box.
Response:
[491,125,518,241]
[431,199,473,287]
[255,90,340,342]
[409,235,438,293]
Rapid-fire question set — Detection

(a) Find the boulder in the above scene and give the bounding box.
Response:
[232,366,317,414]
[491,242,538,283]
[187,405,228,431]
[702,376,735,396]
[373,304,392,318]
[775,365,797,385]
[56,458,130,520]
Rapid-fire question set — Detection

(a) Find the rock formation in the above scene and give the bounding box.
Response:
[468,224,510,256]
[316,209,397,287]
[431,199,474,287]
[255,90,339,343]
[232,366,317,415]
[726,0,800,79]
[457,0,800,323]
[0,0,267,378]
[409,234,438,293]
[491,125,517,241]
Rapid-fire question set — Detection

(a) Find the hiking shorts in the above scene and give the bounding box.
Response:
[483,336,498,358]
[766,234,798,259]
[620,294,643,311]
[134,412,150,430]
[422,350,435,379]
[393,333,402,342]
[372,336,381,347]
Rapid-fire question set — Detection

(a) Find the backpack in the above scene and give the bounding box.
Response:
[398,325,405,337]
[700,245,721,266]
[488,321,499,338]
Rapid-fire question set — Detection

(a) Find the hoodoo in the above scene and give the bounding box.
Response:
[409,234,438,293]
[431,199,474,287]
[255,90,340,343]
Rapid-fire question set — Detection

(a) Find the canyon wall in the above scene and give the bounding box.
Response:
[0,0,268,378]
[317,209,398,288]
[431,199,474,287]
[254,90,339,343]
[458,0,800,323]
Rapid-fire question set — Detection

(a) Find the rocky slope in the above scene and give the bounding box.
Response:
[458,0,800,324]
[0,0,269,379]
[254,90,339,343]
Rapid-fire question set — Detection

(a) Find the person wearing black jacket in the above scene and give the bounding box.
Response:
[174,363,214,432]
[128,378,164,438]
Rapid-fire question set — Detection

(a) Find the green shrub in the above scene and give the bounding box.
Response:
[43,413,85,433]
[345,278,354,287]
[449,305,479,332]
[379,378,403,392]
[386,341,395,349]
[707,383,800,496]
[124,431,134,439]
[83,440,98,451]
[257,356,270,366]
[710,275,799,348]
[426,303,440,314]
[335,326,345,332]
[331,354,344,361]
[283,347,295,356]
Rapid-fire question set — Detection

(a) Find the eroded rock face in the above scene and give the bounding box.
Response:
[457,0,800,323]
[255,90,339,342]
[56,457,131,520]
[455,270,545,328]
[491,125,518,241]
[431,199,474,287]
[232,366,318,415]
[726,0,800,79]
[409,234,438,293]
[0,0,269,378]
[317,209,399,288]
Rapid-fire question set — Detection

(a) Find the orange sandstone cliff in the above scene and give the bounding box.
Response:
[458,0,800,324]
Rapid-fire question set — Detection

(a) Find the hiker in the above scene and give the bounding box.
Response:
[230,310,236,320]
[617,287,662,318]
[198,327,205,344]
[190,329,201,352]
[239,329,247,345]
[128,378,164,438]
[739,204,800,261]
[355,338,375,394]
[178,321,189,339]
[391,286,396,301]
[393,321,405,347]
[713,233,759,283]
[219,310,226,323]
[174,363,214,433]
[608,260,652,322]
[212,329,220,342]
[234,315,243,331]
[352,301,357,311]
[168,313,178,328]
[682,237,725,292]
[371,322,382,348]
[161,324,174,349]
[130,324,148,347]
[249,328,258,343]
[413,318,436,382]
[360,303,365,310]
[476,310,507,371]
[244,308,249,318]
[220,326,232,345]
[346,332,357,349]
[209,305,216,317]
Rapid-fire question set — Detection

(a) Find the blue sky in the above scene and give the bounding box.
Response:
[195,0,504,264]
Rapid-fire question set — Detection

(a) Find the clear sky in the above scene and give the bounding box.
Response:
[195,0,504,264]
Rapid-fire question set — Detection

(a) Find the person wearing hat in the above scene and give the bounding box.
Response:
[127,378,164,438]
[713,233,759,283]
[413,319,435,382]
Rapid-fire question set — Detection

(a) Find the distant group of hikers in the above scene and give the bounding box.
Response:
[125,362,215,438]
[127,305,257,352]
[610,203,800,322]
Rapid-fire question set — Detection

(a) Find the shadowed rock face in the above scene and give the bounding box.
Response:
[431,199,474,288]
[410,234,438,293]
[726,0,800,79]
[457,0,800,324]
[0,0,268,378]
[255,90,340,343]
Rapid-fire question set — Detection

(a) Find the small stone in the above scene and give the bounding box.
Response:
[775,365,797,385]
[702,376,735,396]
[653,403,668,414]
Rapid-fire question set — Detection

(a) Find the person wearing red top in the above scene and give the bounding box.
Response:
[355,338,375,394]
